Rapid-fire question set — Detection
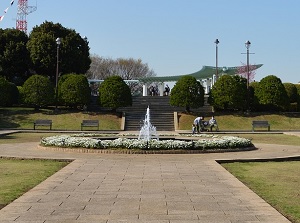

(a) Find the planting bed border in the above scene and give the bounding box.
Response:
[38,145,257,154]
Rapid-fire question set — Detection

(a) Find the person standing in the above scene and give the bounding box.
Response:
[164,84,170,96]
[193,116,202,133]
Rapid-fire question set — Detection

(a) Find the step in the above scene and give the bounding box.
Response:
[118,96,213,131]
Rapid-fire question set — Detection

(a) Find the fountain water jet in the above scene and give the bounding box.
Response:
[138,106,159,141]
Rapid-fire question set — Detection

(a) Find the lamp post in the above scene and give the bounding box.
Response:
[214,39,219,79]
[244,40,252,112]
[55,37,61,110]
[245,40,251,89]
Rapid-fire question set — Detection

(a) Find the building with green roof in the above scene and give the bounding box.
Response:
[89,64,263,96]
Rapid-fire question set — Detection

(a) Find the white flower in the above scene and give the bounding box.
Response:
[40,134,253,151]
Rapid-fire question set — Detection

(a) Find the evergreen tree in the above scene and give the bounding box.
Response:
[27,21,91,83]
[0,77,19,106]
[249,81,260,111]
[99,76,132,112]
[0,77,11,106]
[283,82,298,103]
[0,28,31,84]
[22,74,54,110]
[169,76,204,112]
[210,75,247,111]
[255,75,289,111]
[59,74,91,108]
[295,84,300,112]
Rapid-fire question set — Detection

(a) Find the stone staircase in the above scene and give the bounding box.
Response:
[119,96,177,131]
[119,96,212,131]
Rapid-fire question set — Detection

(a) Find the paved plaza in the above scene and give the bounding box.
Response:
[0,131,300,222]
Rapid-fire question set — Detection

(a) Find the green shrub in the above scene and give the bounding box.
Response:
[255,75,289,111]
[0,77,19,106]
[288,103,298,112]
[7,82,19,106]
[59,74,90,108]
[283,83,298,103]
[99,75,132,111]
[210,75,247,111]
[22,74,54,110]
[170,75,204,112]
[17,86,24,104]
[295,84,300,111]
[0,76,11,106]
[249,81,260,111]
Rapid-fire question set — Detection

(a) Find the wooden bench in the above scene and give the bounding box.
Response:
[34,119,52,130]
[252,120,270,131]
[81,120,99,130]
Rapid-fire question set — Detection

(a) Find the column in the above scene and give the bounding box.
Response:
[143,83,148,96]
[159,83,164,96]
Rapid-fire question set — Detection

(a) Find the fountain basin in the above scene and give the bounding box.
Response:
[40,134,255,153]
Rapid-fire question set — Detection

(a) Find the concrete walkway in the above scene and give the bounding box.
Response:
[0,133,300,222]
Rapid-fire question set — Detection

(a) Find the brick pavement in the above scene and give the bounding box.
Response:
[0,132,300,222]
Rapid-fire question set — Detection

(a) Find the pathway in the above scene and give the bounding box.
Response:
[0,133,299,222]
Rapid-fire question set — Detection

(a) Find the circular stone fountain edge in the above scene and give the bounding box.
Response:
[37,145,257,154]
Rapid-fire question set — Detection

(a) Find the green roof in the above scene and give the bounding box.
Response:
[138,64,263,83]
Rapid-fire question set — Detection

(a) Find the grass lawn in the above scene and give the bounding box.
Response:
[222,161,300,223]
[0,133,59,144]
[0,107,121,130]
[1,108,300,216]
[1,107,300,131]
[0,158,70,210]
[178,112,300,131]
[219,133,300,146]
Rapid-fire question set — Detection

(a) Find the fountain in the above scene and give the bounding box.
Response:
[40,107,254,152]
[41,108,254,151]
[138,106,159,141]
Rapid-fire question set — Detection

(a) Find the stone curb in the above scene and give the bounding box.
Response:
[37,145,257,154]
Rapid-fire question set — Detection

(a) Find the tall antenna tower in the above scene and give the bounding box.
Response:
[16,0,37,33]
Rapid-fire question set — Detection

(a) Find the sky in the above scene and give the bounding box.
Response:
[1,0,300,84]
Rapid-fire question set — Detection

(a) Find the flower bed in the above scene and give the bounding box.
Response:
[40,133,254,151]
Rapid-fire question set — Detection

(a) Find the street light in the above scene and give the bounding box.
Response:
[244,40,252,112]
[245,40,251,89]
[55,37,61,110]
[214,39,219,79]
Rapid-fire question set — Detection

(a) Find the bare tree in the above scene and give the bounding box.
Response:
[87,55,156,80]
[87,55,156,95]
[115,58,155,80]
[86,55,115,79]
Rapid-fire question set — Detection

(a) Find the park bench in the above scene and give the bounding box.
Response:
[81,120,99,131]
[252,120,270,132]
[34,119,52,130]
